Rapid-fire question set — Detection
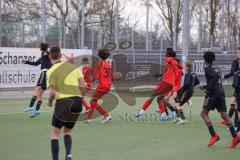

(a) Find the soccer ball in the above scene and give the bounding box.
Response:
[114,72,122,80]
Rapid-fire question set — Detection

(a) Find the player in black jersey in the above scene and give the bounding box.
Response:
[220,47,240,128]
[200,51,238,148]
[174,60,200,124]
[22,43,52,118]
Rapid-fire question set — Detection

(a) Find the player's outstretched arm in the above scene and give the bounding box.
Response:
[24,58,41,66]
[224,60,238,79]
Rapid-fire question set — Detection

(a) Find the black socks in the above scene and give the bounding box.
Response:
[207,124,216,137]
[228,124,236,138]
[64,135,72,157]
[36,101,42,111]
[178,109,185,120]
[29,96,37,107]
[51,139,59,160]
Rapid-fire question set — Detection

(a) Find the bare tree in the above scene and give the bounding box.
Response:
[204,0,220,46]
[226,0,239,50]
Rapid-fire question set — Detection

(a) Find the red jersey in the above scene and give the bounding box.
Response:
[161,57,178,86]
[173,62,183,92]
[81,65,93,85]
[94,60,113,87]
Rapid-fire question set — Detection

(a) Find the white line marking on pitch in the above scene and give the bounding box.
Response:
[0,111,52,115]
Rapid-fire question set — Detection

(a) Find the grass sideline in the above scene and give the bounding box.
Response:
[0,96,239,160]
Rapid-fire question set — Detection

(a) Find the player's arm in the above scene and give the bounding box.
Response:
[79,77,86,96]
[48,85,56,107]
[91,62,101,82]
[194,74,200,86]
[46,70,56,107]
[23,57,41,66]
[223,60,237,79]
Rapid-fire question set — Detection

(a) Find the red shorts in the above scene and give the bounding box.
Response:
[92,85,111,101]
[173,85,181,93]
[155,80,173,96]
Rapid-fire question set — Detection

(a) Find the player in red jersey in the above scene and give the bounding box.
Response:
[84,49,113,123]
[135,50,178,118]
[173,59,184,97]
[80,58,93,110]
[156,58,183,121]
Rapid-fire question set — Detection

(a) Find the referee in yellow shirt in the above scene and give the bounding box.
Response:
[47,46,85,160]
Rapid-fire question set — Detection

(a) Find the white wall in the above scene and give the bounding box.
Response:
[0,47,92,88]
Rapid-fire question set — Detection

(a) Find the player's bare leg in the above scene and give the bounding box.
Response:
[30,87,44,118]
[22,86,42,112]
[175,103,186,124]
[157,96,168,121]
[220,96,237,125]
[85,95,111,123]
[136,92,158,117]
[200,108,220,147]
[220,112,239,148]
[161,96,176,119]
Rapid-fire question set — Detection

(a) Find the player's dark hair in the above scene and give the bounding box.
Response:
[82,57,89,62]
[40,43,49,52]
[203,51,215,64]
[166,51,176,58]
[166,48,173,52]
[98,49,110,60]
[50,46,61,60]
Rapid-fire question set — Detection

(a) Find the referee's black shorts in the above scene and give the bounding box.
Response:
[36,71,47,90]
[52,97,82,129]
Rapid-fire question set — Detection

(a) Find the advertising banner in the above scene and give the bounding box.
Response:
[0,47,92,88]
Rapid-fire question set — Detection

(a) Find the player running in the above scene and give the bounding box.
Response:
[80,57,93,111]
[135,50,178,118]
[220,47,240,127]
[200,51,238,148]
[47,46,85,160]
[174,60,199,124]
[22,43,52,118]
[84,49,114,123]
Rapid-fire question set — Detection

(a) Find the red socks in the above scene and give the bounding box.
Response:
[158,102,166,113]
[142,99,152,110]
[87,101,108,119]
[82,99,90,110]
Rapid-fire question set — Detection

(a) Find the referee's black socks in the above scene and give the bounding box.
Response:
[64,135,72,157]
[51,139,59,160]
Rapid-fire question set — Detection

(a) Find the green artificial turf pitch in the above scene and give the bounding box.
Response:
[0,96,239,160]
